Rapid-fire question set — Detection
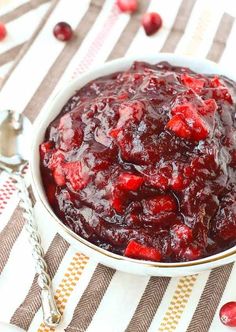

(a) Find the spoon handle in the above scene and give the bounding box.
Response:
[14,173,61,328]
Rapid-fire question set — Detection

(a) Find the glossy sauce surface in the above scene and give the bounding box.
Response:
[40,61,236,262]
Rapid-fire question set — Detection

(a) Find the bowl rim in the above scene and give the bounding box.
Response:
[30,53,236,269]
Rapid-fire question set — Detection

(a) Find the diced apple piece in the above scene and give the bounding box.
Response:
[181,74,205,91]
[171,224,193,244]
[125,240,162,261]
[117,173,144,191]
[63,161,89,191]
[143,194,177,214]
[166,114,192,139]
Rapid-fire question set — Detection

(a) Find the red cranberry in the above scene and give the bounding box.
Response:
[117,0,138,13]
[142,12,162,36]
[53,22,73,41]
[0,22,7,41]
[219,302,236,327]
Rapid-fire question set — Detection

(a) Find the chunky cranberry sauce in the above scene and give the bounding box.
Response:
[40,61,236,262]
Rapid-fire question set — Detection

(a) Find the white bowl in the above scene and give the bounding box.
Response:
[30,53,236,277]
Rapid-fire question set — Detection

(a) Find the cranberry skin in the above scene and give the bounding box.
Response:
[117,0,138,13]
[53,22,73,41]
[219,302,236,327]
[142,12,162,36]
[0,22,7,41]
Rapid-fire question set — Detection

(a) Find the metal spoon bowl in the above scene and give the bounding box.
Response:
[0,110,31,169]
[0,110,61,328]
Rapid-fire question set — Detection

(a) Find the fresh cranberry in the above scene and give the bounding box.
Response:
[0,22,7,41]
[117,0,138,13]
[142,12,162,36]
[219,302,236,327]
[53,22,73,41]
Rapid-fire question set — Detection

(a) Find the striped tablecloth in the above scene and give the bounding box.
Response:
[0,0,236,331]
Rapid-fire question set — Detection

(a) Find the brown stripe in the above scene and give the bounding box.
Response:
[187,263,233,332]
[0,206,24,274]
[0,43,25,67]
[161,0,196,52]
[0,0,51,24]
[10,234,69,331]
[107,0,150,61]
[65,264,115,332]
[0,0,60,90]
[126,277,170,332]
[207,13,235,62]
[23,0,105,122]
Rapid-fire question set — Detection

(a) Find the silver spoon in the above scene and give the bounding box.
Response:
[0,110,61,328]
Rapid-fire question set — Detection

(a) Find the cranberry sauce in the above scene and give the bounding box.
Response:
[40,61,236,262]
